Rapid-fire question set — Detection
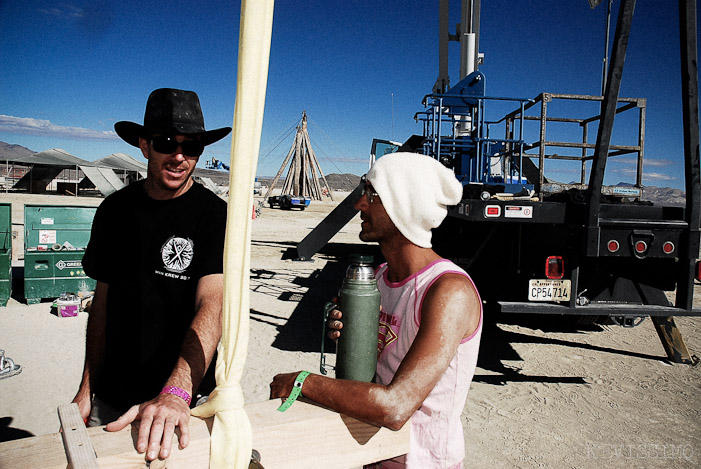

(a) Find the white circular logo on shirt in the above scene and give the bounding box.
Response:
[161,236,194,273]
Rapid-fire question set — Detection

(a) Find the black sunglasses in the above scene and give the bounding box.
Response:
[359,174,380,203]
[150,135,204,157]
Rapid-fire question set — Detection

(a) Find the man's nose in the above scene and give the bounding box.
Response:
[353,193,368,211]
[171,147,186,160]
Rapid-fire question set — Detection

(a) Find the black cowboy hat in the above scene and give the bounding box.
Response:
[114,88,231,148]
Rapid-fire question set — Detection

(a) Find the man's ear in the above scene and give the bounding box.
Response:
[139,137,150,159]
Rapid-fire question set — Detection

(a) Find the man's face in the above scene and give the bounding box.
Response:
[139,134,202,200]
[353,180,400,243]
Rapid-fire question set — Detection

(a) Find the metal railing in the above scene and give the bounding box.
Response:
[415,91,646,198]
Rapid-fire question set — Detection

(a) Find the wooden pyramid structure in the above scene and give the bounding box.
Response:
[264,111,333,201]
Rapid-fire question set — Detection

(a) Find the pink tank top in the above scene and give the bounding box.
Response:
[373,259,482,468]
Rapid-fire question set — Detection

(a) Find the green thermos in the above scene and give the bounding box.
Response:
[321,254,381,382]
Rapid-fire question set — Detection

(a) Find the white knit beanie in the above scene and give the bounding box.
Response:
[367,152,463,248]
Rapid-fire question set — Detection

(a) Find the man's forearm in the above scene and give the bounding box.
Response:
[164,273,223,399]
[74,282,108,412]
[165,317,221,399]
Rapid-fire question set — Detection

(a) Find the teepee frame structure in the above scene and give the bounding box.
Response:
[264,111,333,201]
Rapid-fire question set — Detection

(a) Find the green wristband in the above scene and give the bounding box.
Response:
[277,371,311,412]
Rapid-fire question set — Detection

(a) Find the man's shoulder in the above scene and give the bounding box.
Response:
[424,260,478,301]
[190,182,226,205]
[423,258,467,279]
[98,181,144,210]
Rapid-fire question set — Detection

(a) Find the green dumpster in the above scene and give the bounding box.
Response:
[24,205,97,304]
[0,203,11,306]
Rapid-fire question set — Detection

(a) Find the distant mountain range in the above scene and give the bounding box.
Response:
[0,141,34,159]
[0,141,687,202]
[256,173,362,192]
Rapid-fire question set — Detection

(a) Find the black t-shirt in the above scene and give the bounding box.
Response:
[83,180,227,411]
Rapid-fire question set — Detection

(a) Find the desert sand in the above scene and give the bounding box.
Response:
[0,191,700,468]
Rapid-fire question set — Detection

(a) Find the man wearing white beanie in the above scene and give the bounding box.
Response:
[272,153,483,468]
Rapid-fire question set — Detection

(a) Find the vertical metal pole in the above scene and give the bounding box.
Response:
[675,0,700,310]
[477,99,484,181]
[391,93,395,140]
[460,0,471,80]
[581,123,589,184]
[437,97,443,161]
[636,100,646,187]
[538,96,548,190]
[434,0,450,94]
[459,0,481,78]
[601,0,613,96]
[472,0,481,72]
[585,0,636,256]
[519,101,525,184]
[505,117,513,180]
[485,124,491,179]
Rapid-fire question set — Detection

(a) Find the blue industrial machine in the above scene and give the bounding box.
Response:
[206,158,230,171]
[298,0,700,363]
[415,70,534,192]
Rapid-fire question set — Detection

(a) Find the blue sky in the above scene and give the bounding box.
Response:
[0,0,693,190]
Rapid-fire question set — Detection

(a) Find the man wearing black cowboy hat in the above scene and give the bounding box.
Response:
[73,88,231,461]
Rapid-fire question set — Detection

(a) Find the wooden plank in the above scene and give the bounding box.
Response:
[0,432,68,469]
[0,400,409,468]
[57,403,99,468]
[249,400,409,468]
[651,316,694,364]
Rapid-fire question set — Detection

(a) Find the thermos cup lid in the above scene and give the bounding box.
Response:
[350,254,373,265]
[346,254,375,280]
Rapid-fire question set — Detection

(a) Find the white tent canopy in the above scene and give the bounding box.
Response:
[2,149,146,196]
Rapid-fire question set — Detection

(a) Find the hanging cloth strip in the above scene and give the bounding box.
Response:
[190,1,275,468]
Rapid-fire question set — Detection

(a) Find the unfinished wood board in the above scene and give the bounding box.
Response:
[57,403,98,468]
[0,400,409,468]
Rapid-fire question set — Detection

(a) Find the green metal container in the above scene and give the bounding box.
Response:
[24,205,97,304]
[335,255,381,382]
[0,203,11,306]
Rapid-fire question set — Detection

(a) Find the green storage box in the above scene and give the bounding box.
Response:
[24,205,97,304]
[0,203,11,306]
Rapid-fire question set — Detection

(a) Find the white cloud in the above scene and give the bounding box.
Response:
[612,156,675,167]
[0,115,118,141]
[642,159,675,168]
[611,160,679,183]
[643,172,677,182]
[38,4,84,19]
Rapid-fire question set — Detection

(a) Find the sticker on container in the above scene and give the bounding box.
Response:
[612,187,640,196]
[56,260,82,271]
[39,230,57,244]
[504,206,533,218]
[41,218,55,225]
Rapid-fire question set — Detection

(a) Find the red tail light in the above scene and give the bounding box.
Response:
[662,241,675,254]
[696,261,701,282]
[545,256,564,279]
[634,240,648,254]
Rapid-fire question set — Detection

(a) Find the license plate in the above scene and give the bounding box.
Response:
[528,279,571,302]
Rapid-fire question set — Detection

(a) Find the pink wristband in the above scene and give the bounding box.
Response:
[160,386,192,405]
